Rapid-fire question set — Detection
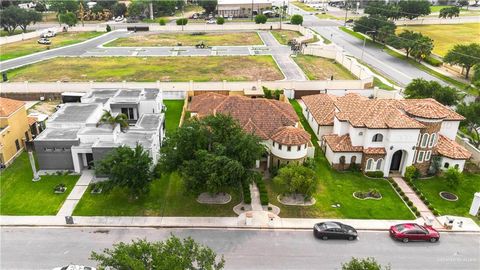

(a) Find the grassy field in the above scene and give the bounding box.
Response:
[271,30,302,45]
[293,55,357,80]
[430,5,480,15]
[0,32,102,61]
[291,1,316,12]
[414,173,480,222]
[164,100,184,134]
[73,172,241,216]
[0,153,79,215]
[105,32,263,47]
[7,56,283,82]
[396,23,480,56]
[0,29,33,37]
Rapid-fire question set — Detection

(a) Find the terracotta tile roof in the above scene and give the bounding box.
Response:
[0,97,25,117]
[301,94,337,125]
[271,126,311,146]
[189,93,302,141]
[363,147,386,155]
[436,134,471,160]
[323,134,363,152]
[398,99,464,121]
[28,116,37,126]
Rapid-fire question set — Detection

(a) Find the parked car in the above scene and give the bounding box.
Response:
[37,38,51,45]
[206,19,216,24]
[313,221,358,240]
[41,31,56,38]
[52,265,96,270]
[114,16,125,22]
[390,223,440,243]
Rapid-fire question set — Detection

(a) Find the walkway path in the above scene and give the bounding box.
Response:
[249,183,263,211]
[391,177,442,228]
[56,170,94,216]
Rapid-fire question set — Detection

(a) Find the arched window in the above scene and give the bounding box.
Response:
[366,158,374,171]
[454,164,459,169]
[421,133,429,147]
[376,159,383,170]
[372,133,383,142]
[425,150,431,161]
[444,162,450,169]
[351,156,357,164]
[429,133,437,147]
[339,156,346,164]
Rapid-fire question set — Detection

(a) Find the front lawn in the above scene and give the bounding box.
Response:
[293,55,358,80]
[164,100,184,134]
[0,31,102,61]
[0,153,79,215]
[105,32,263,47]
[291,1,316,12]
[271,30,302,45]
[7,56,284,82]
[266,154,415,219]
[413,173,480,221]
[73,172,240,216]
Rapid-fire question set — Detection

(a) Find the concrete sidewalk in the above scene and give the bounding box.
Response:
[56,170,94,216]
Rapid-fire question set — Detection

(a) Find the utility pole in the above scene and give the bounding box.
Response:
[251,0,254,21]
[344,0,349,26]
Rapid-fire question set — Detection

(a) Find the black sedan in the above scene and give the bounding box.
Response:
[313,221,358,240]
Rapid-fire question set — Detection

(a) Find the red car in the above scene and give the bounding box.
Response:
[390,223,440,243]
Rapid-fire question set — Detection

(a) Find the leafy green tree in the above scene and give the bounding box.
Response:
[290,14,303,25]
[458,0,469,7]
[444,43,480,79]
[273,164,318,198]
[255,14,267,24]
[439,6,460,19]
[91,236,225,270]
[353,15,396,43]
[404,78,461,106]
[48,0,79,14]
[404,165,420,182]
[444,167,462,189]
[127,0,148,17]
[364,1,401,20]
[59,11,77,27]
[388,30,421,58]
[111,2,127,17]
[398,0,431,20]
[97,110,129,131]
[95,144,153,198]
[17,8,42,32]
[410,35,434,62]
[342,257,391,270]
[199,0,218,14]
[0,6,20,35]
[457,102,480,148]
[216,16,225,25]
[176,17,188,30]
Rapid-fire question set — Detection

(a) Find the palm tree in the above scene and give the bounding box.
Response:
[97,110,129,132]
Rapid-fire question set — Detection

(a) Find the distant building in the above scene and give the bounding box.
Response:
[217,0,273,18]
[34,88,165,173]
[0,97,32,166]
[189,93,315,169]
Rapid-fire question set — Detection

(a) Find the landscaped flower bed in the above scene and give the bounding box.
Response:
[53,184,67,194]
[353,189,382,200]
[439,191,458,201]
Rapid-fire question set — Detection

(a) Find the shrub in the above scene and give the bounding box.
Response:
[242,180,251,204]
[365,171,384,178]
[425,56,443,67]
[412,186,418,192]
[255,14,267,24]
[395,186,401,192]
[348,162,361,172]
[424,200,430,206]
[402,195,408,201]
[290,14,303,25]
[255,179,269,205]
[420,194,426,200]
[391,182,398,188]
[216,17,225,25]
[106,24,111,32]
[407,201,414,207]
[415,210,421,217]
[405,165,419,182]
[176,18,188,26]
[411,206,417,212]
[428,205,434,211]
[159,18,166,25]
[445,167,462,189]
[433,210,439,216]
[399,191,405,196]
[260,192,269,205]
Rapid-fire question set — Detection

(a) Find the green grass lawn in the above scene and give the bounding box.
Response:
[164,100,184,134]
[105,32,263,47]
[373,77,395,90]
[0,152,79,215]
[266,153,415,219]
[271,30,302,45]
[413,173,480,221]
[396,23,480,57]
[291,1,316,12]
[0,29,33,37]
[73,172,240,216]
[0,31,102,61]
[289,99,318,145]
[7,55,284,82]
[293,55,357,80]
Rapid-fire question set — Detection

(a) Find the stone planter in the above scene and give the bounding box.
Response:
[439,191,458,202]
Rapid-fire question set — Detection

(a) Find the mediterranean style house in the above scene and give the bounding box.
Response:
[34,88,165,173]
[0,97,32,166]
[188,93,315,169]
[301,93,471,177]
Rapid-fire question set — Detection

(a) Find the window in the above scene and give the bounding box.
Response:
[351,156,356,164]
[15,139,20,151]
[121,108,135,120]
[416,134,421,146]
[297,145,301,151]
[454,164,459,169]
[279,144,282,150]
[421,134,429,147]
[339,156,346,164]
[425,150,431,161]
[366,158,374,170]
[287,146,291,152]
[444,162,450,169]
[429,133,437,147]
[417,151,425,163]
[24,131,29,141]
[376,159,383,170]
[372,133,383,142]
[272,141,275,147]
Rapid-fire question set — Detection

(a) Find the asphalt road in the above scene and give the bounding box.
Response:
[1,227,479,270]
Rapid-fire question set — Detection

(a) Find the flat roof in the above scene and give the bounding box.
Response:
[49,103,101,123]
[35,128,79,140]
[117,131,154,148]
[136,114,162,130]
[78,125,115,135]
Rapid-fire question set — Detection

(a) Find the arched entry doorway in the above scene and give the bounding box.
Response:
[390,150,403,171]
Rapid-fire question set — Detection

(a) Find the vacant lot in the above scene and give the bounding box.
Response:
[105,32,263,47]
[0,32,102,61]
[0,153,79,215]
[396,23,480,56]
[8,56,283,82]
[271,30,302,45]
[293,55,357,80]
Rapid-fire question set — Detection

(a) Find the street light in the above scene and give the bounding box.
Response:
[361,30,376,61]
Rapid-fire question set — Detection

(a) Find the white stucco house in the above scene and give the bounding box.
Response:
[188,93,315,169]
[301,93,471,176]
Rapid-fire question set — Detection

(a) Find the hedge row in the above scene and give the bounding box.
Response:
[365,171,384,178]
[256,179,269,206]
[388,178,421,218]
[404,178,440,216]
[242,180,251,204]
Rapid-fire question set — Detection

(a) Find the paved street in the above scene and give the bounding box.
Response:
[1,227,479,270]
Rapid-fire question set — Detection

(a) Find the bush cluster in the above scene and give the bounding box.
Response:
[242,180,251,204]
[256,179,269,205]
[365,171,384,178]
[425,56,443,67]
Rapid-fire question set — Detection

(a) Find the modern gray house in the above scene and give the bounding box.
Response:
[34,88,165,173]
